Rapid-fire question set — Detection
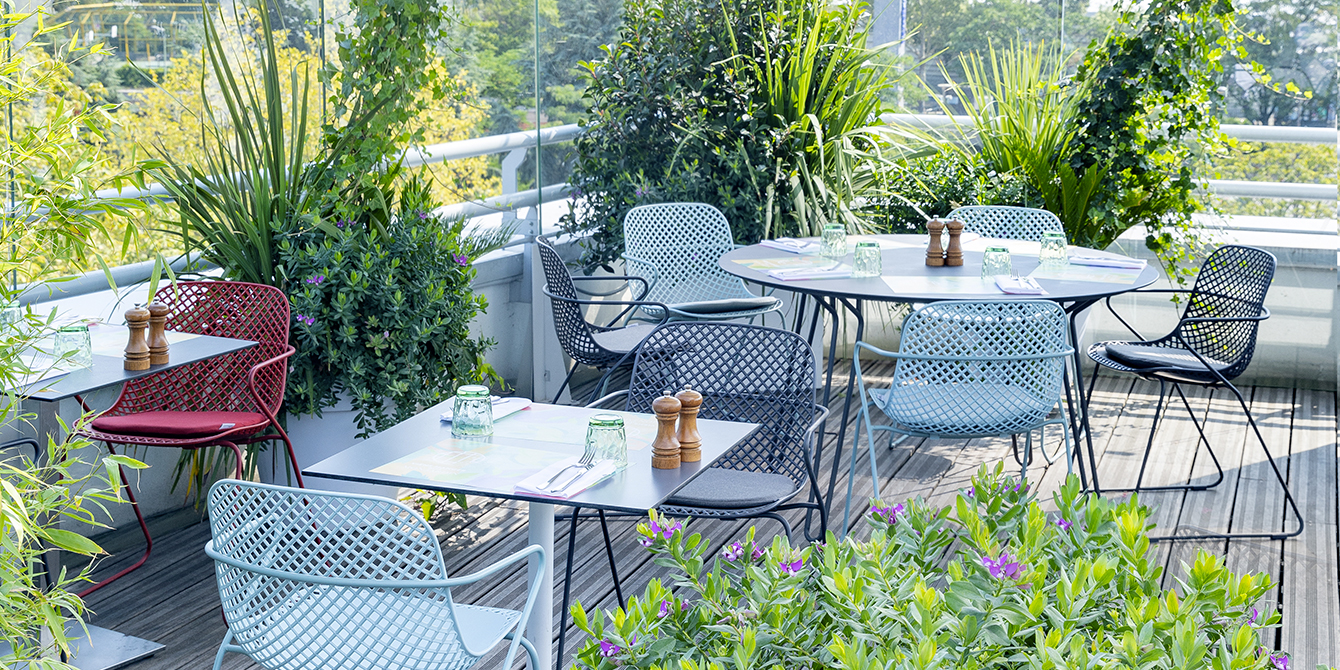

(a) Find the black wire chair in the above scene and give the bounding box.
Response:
[1086,244,1302,540]
[536,236,669,403]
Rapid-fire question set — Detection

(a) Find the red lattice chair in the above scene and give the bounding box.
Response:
[76,281,303,597]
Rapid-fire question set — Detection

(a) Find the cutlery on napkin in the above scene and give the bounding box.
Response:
[759,238,821,254]
[766,263,853,281]
[995,275,1047,295]
[1067,255,1147,270]
[441,396,531,422]
[515,458,617,499]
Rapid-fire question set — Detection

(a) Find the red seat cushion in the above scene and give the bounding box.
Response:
[91,411,268,439]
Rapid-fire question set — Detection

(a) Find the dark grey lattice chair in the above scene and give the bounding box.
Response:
[537,236,669,403]
[1087,244,1301,540]
[947,206,1063,241]
[622,203,782,322]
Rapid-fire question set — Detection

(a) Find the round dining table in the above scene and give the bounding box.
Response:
[719,234,1160,519]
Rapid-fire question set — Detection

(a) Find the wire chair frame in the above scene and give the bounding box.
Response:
[619,322,829,536]
[75,280,302,597]
[205,480,544,670]
[537,236,670,403]
[843,300,1074,533]
[1085,245,1302,541]
[947,206,1063,241]
[622,203,781,321]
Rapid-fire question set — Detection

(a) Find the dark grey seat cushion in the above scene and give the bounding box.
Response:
[590,323,659,354]
[665,467,798,509]
[1104,344,1231,373]
[667,296,781,315]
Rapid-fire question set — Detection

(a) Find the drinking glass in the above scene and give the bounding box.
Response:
[981,246,1013,279]
[452,385,494,437]
[820,224,847,259]
[55,325,93,367]
[586,414,627,471]
[0,304,21,330]
[853,241,882,277]
[1039,232,1069,269]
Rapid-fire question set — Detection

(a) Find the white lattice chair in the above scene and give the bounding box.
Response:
[947,206,1063,241]
[622,203,782,322]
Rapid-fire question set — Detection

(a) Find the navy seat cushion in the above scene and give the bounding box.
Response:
[1104,344,1230,373]
[667,297,780,315]
[665,468,798,509]
[590,323,659,354]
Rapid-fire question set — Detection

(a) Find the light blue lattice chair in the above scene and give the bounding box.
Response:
[623,203,782,322]
[205,480,544,670]
[947,205,1063,241]
[843,301,1074,532]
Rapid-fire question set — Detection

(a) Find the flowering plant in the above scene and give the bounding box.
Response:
[572,463,1297,669]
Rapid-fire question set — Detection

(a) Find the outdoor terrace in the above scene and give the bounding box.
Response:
[79,364,1340,669]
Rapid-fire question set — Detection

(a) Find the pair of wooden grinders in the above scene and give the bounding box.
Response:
[650,387,703,469]
[124,302,170,371]
[925,219,965,267]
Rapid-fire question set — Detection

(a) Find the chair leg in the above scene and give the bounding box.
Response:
[597,510,624,608]
[1097,379,1167,494]
[76,443,152,599]
[761,512,793,542]
[1170,382,1224,490]
[1103,380,1229,495]
[268,425,306,488]
[554,361,581,405]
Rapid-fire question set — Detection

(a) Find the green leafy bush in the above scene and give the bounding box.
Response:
[573,464,1295,670]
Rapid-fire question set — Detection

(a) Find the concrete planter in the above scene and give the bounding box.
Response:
[262,394,399,499]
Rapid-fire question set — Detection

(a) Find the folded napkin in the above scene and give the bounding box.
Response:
[995,275,1047,295]
[759,238,821,254]
[766,263,853,281]
[441,396,531,422]
[1068,255,1147,270]
[514,457,618,499]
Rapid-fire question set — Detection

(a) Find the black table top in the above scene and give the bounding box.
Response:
[304,400,762,513]
[720,234,1160,304]
[20,330,257,402]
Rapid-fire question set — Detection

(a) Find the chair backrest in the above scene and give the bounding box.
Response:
[947,206,1063,241]
[207,480,479,670]
[536,236,621,367]
[888,300,1069,436]
[623,322,816,486]
[1173,245,1276,380]
[623,203,749,305]
[111,281,290,415]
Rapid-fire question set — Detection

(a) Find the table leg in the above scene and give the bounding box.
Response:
[821,298,864,532]
[1065,302,1102,494]
[33,400,62,587]
[527,501,555,670]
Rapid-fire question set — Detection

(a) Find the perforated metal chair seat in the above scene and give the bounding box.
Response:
[664,468,800,510]
[871,383,1057,438]
[589,323,660,354]
[623,204,782,322]
[946,206,1063,241]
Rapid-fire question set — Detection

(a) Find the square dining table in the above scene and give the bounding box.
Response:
[304,400,761,670]
[10,321,257,670]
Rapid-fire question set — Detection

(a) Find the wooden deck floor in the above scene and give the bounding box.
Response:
[80,365,1340,669]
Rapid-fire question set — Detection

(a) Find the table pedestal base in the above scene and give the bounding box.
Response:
[527,502,555,669]
[0,624,163,670]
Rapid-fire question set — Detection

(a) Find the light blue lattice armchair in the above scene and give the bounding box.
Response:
[947,205,1063,241]
[205,480,545,670]
[623,203,782,322]
[843,301,1074,531]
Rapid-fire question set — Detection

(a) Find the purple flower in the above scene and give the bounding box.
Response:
[639,536,654,548]
[295,314,316,326]
[721,541,745,562]
[598,640,621,658]
[1250,607,1260,624]
[634,188,645,197]
[872,502,904,524]
[658,599,672,618]
[305,274,325,285]
[454,253,469,266]
[966,486,975,497]
[1269,653,1288,670]
[418,211,429,220]
[980,552,1026,580]
[1010,480,1029,493]
[779,557,803,575]
[681,601,691,612]
[336,219,349,229]
[648,519,681,540]
[1055,517,1073,531]
[751,545,765,561]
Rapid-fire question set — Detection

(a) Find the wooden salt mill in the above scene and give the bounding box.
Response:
[925,219,945,266]
[675,387,703,463]
[124,304,151,371]
[147,301,170,365]
[944,219,965,267]
[651,393,682,469]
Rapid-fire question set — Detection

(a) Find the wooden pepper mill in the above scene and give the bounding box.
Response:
[124,304,151,371]
[651,393,682,469]
[925,219,945,266]
[944,219,965,267]
[147,301,170,365]
[675,387,703,463]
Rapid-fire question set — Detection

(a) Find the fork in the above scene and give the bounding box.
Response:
[539,442,598,492]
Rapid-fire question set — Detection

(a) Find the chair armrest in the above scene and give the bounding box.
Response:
[571,274,651,300]
[620,253,661,288]
[804,403,832,443]
[585,390,629,409]
[1101,288,1194,341]
[1178,308,1270,326]
[541,286,671,331]
[245,345,296,421]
